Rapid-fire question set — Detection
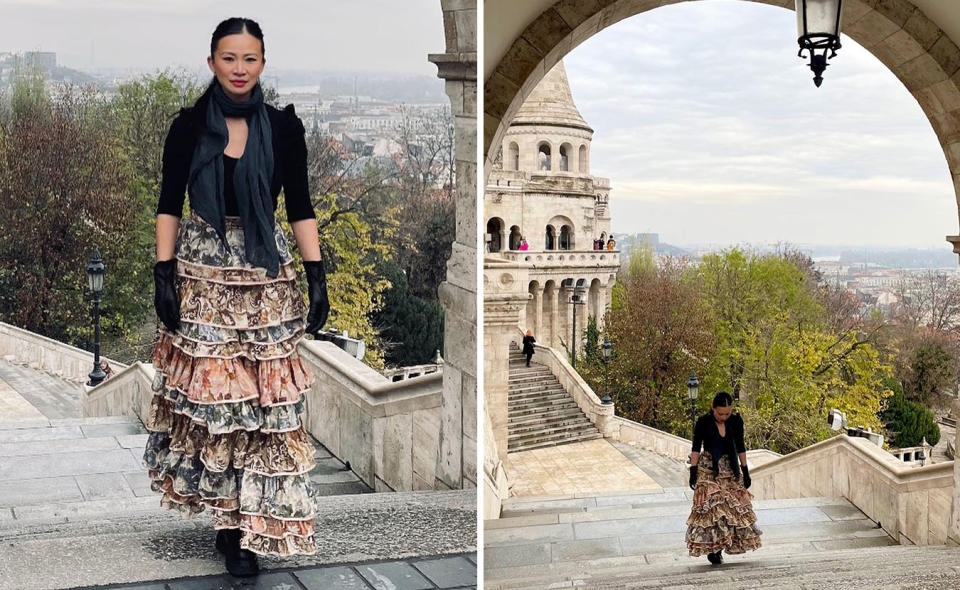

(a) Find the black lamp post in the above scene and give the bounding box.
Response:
[687,371,700,435]
[796,0,844,87]
[601,335,613,405]
[86,249,106,387]
[568,282,586,369]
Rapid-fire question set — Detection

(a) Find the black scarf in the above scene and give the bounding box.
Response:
[187,82,279,278]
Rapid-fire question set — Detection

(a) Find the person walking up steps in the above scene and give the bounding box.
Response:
[522,330,536,367]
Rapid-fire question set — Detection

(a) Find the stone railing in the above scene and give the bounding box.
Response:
[610,416,781,468]
[750,434,955,546]
[0,321,128,384]
[295,340,443,493]
[511,330,614,436]
[383,363,442,382]
[499,250,619,268]
[82,336,443,494]
[483,408,509,520]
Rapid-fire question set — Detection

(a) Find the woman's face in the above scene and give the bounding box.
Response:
[207,31,265,102]
[712,404,732,423]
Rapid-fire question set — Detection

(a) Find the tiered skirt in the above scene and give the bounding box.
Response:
[685,450,763,556]
[143,212,318,556]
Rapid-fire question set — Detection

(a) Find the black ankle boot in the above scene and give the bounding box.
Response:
[216,528,260,577]
[707,550,723,565]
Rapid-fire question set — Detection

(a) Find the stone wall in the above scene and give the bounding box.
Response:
[430,0,478,492]
[751,434,956,546]
[0,321,127,384]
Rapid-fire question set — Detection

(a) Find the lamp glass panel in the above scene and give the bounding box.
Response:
[796,0,842,38]
[90,273,103,293]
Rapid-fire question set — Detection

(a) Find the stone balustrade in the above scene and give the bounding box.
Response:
[499,249,619,268]
[0,321,127,384]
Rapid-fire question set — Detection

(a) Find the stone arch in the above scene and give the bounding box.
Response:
[549,214,576,250]
[589,277,603,324]
[483,0,960,245]
[509,225,522,250]
[507,141,520,171]
[544,224,556,250]
[526,280,541,338]
[486,217,505,253]
[559,142,573,171]
[578,144,588,174]
[537,141,552,171]
[543,279,558,346]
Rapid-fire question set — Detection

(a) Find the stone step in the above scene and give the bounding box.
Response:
[0,489,477,590]
[484,543,960,589]
[507,432,604,453]
[507,420,600,440]
[508,381,564,392]
[508,387,567,400]
[508,375,557,387]
[508,414,595,436]
[508,402,581,420]
[508,392,575,407]
[507,407,585,425]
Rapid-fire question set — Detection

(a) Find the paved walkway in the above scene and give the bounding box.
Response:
[0,357,84,421]
[609,440,688,488]
[71,552,477,590]
[506,438,665,497]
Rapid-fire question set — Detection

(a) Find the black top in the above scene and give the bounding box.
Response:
[522,335,536,355]
[691,410,746,454]
[155,94,316,222]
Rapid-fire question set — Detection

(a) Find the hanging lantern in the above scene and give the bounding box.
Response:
[796,0,844,87]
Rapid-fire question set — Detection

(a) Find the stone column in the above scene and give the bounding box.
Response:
[429,0,476,491]
[484,292,527,462]
[950,413,960,545]
[500,229,508,251]
[561,284,574,352]
[533,285,543,340]
[550,287,560,349]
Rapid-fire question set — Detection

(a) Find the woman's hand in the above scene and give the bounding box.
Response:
[741,465,751,489]
[689,466,698,490]
[153,259,179,332]
[303,260,329,334]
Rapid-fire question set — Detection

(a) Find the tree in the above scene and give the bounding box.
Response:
[373,260,444,367]
[883,385,941,448]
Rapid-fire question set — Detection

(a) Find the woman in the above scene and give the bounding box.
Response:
[145,18,327,577]
[518,236,529,251]
[522,330,536,367]
[686,392,763,564]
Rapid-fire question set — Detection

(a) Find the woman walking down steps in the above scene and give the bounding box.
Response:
[686,391,764,564]
[145,17,329,578]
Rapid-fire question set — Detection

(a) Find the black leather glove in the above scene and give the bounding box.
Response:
[153,259,179,332]
[689,466,698,490]
[303,260,329,334]
[741,465,751,489]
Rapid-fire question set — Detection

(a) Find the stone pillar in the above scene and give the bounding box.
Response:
[950,412,960,545]
[550,287,560,349]
[561,285,574,352]
[484,291,527,462]
[429,0,476,491]
[533,285,543,340]
[500,229,508,251]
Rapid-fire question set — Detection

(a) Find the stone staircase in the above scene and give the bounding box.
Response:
[484,488,960,589]
[508,344,601,453]
[0,414,475,589]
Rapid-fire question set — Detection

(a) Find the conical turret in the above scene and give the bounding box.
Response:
[512,61,592,132]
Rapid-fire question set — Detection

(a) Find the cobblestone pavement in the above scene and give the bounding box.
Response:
[69,552,478,590]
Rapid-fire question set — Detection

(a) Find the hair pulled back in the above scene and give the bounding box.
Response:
[202,18,265,97]
[712,391,734,408]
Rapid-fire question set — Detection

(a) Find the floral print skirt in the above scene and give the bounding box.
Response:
[143,212,317,557]
[685,450,763,556]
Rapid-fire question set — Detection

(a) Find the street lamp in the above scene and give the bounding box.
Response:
[567,281,586,369]
[796,0,844,87]
[687,371,700,435]
[601,335,613,405]
[86,249,106,387]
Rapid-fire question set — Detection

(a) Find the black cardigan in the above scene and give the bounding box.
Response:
[155,91,316,222]
[691,410,746,478]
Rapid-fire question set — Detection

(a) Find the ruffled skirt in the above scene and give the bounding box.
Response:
[143,212,318,557]
[685,450,763,556]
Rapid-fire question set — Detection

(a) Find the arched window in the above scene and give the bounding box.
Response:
[545,226,555,250]
[509,225,522,250]
[538,143,551,171]
[559,225,572,250]
[486,218,503,253]
[578,144,588,173]
[559,144,570,171]
[508,142,519,171]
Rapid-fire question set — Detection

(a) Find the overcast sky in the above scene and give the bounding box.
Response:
[563,1,956,250]
[0,0,444,76]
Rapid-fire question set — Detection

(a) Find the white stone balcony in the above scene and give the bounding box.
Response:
[498,249,620,268]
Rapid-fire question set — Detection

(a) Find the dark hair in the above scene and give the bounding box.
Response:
[211,17,265,57]
[712,391,734,408]
[201,18,265,98]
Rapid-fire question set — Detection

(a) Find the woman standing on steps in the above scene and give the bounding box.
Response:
[686,391,763,564]
[144,17,328,578]
[522,330,536,367]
